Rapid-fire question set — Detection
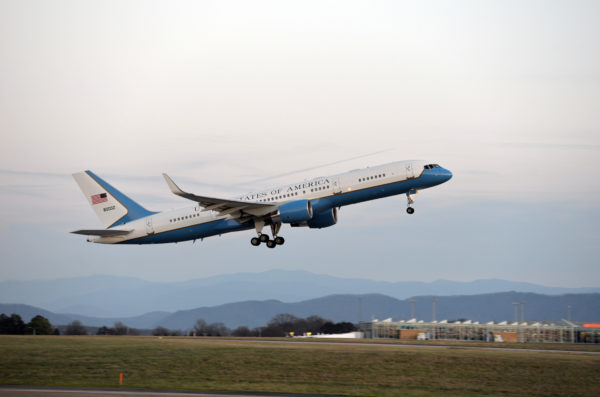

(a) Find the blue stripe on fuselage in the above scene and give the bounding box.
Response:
[118,218,253,244]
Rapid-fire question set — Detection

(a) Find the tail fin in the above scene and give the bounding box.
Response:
[72,171,156,228]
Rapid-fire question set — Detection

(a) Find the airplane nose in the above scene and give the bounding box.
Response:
[441,168,453,182]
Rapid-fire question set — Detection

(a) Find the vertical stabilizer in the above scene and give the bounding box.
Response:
[72,171,155,228]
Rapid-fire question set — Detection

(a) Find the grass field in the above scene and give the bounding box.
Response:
[1,336,599,396]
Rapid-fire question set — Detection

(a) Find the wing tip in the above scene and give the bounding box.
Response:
[162,173,184,195]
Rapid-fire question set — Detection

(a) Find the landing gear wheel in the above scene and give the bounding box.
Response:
[274,236,285,245]
[406,207,415,214]
[266,240,277,248]
[251,237,260,246]
[259,234,269,243]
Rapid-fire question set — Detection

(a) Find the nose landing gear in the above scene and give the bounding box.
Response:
[406,190,417,214]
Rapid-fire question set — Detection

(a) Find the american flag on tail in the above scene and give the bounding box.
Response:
[91,193,108,205]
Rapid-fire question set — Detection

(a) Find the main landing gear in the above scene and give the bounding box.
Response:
[406,191,416,214]
[251,221,285,248]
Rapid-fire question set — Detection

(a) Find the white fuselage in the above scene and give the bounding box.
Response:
[86,160,450,244]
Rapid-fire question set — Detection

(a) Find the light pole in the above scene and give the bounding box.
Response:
[409,299,416,320]
[568,305,572,322]
[430,298,437,322]
[512,302,519,323]
[520,301,526,323]
[358,297,363,323]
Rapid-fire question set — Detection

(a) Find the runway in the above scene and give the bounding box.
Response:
[196,337,600,355]
[0,387,334,397]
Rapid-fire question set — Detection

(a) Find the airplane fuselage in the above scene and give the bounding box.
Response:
[80,160,451,245]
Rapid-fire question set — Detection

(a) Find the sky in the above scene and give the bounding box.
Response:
[0,0,599,286]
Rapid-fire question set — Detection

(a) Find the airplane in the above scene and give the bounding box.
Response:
[71,160,452,248]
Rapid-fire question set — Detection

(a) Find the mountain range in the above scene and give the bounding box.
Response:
[2,291,598,330]
[1,269,598,318]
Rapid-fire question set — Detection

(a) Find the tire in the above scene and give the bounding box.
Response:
[259,234,269,243]
[406,207,415,214]
[251,237,261,246]
[274,236,285,245]
[266,240,276,248]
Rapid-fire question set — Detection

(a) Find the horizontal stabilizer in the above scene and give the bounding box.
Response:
[71,229,132,237]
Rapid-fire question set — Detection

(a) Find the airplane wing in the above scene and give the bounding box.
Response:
[71,229,133,237]
[162,173,278,218]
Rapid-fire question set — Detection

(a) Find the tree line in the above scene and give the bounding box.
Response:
[0,313,58,335]
[1,312,357,337]
[180,314,356,337]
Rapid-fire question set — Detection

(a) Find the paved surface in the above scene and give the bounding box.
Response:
[0,387,334,397]
[208,337,600,355]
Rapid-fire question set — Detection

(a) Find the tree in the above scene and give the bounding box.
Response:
[97,326,116,335]
[0,313,26,334]
[193,319,230,336]
[152,326,170,336]
[269,313,299,329]
[193,319,208,336]
[260,324,285,337]
[0,314,8,334]
[305,315,328,334]
[65,320,87,335]
[114,322,129,335]
[232,326,252,337]
[319,321,356,334]
[205,322,230,336]
[27,315,53,335]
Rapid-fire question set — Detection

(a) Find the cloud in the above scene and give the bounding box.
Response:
[496,143,600,151]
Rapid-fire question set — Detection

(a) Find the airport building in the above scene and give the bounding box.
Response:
[359,319,600,344]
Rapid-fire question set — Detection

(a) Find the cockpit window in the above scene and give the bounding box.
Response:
[424,164,441,169]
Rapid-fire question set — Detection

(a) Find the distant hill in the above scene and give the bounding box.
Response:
[157,292,600,329]
[0,303,170,329]
[2,292,599,330]
[1,270,598,317]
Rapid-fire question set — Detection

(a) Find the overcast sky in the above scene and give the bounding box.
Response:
[1,0,598,287]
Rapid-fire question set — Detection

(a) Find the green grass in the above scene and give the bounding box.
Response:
[1,336,599,396]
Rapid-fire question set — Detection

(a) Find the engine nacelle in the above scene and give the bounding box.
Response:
[279,200,313,223]
[307,208,338,229]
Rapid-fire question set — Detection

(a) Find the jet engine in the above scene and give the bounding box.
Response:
[279,200,313,223]
[307,208,338,229]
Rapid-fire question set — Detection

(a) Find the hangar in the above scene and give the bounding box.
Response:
[359,319,600,344]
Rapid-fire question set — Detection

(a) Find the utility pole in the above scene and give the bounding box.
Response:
[430,298,437,322]
[409,299,416,320]
[520,301,526,322]
[512,302,519,323]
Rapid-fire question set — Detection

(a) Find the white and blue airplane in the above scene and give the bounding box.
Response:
[71,160,452,248]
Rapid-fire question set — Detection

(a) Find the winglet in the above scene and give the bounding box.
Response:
[162,173,186,196]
